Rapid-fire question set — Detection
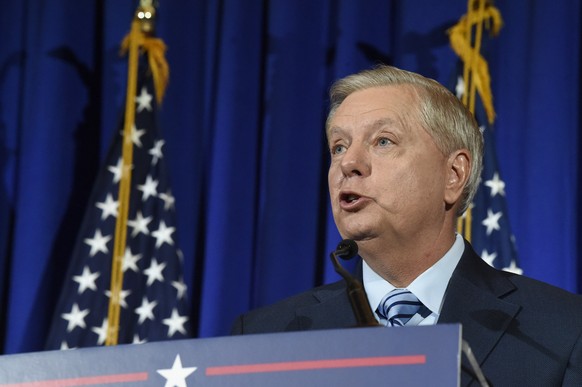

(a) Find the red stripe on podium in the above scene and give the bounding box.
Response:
[0,372,149,387]
[206,355,426,376]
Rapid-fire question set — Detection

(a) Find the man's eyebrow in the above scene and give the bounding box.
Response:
[327,117,399,139]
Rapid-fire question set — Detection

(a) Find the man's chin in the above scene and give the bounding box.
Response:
[339,227,377,243]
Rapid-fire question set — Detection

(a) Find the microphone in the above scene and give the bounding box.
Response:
[329,239,379,327]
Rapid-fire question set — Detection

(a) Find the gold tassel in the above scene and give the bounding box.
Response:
[448,0,502,125]
[450,0,502,240]
[120,22,169,104]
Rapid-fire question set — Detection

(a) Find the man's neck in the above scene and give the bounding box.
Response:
[357,230,456,288]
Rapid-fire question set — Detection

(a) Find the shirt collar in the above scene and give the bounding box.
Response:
[363,234,465,317]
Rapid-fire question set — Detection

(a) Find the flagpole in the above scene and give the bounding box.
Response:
[106,0,162,347]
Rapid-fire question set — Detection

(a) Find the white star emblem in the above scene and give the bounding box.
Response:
[503,260,523,275]
[122,247,142,273]
[92,318,109,345]
[95,193,119,220]
[149,139,165,165]
[127,210,152,237]
[162,308,189,337]
[484,172,506,197]
[72,266,100,294]
[144,258,167,286]
[159,190,176,211]
[84,229,112,257]
[135,296,158,324]
[481,249,497,267]
[152,220,176,248]
[61,303,90,332]
[481,209,502,235]
[137,175,159,201]
[172,279,188,300]
[135,87,153,112]
[104,288,132,309]
[156,354,196,387]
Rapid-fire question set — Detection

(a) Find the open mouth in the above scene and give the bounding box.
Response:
[340,192,361,205]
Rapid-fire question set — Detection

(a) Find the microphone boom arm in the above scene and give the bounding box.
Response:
[330,240,380,327]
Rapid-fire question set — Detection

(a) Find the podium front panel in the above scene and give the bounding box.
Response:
[0,324,461,386]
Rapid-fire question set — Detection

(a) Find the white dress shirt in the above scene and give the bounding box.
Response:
[363,234,465,326]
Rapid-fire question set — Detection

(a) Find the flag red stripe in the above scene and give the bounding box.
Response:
[206,355,426,376]
[0,372,148,387]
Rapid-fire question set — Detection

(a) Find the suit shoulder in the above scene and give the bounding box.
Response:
[231,280,346,335]
[507,273,582,308]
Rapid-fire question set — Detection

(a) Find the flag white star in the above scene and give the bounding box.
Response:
[60,341,74,350]
[149,139,165,165]
[127,210,152,237]
[107,157,133,183]
[72,266,100,294]
[135,296,158,324]
[144,258,167,286]
[84,229,112,257]
[126,124,146,148]
[484,172,506,197]
[104,288,132,309]
[156,354,196,387]
[61,303,90,332]
[159,190,176,211]
[122,247,142,273]
[132,334,147,344]
[137,175,159,201]
[95,193,119,220]
[162,309,189,337]
[481,250,497,267]
[503,260,523,275]
[135,87,153,112]
[172,279,188,300]
[455,76,465,98]
[92,318,109,345]
[481,209,502,236]
[108,158,123,184]
[152,220,176,248]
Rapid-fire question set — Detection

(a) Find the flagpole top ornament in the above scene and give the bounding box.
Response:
[135,0,158,34]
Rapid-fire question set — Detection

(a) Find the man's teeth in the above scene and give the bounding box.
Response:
[346,194,359,202]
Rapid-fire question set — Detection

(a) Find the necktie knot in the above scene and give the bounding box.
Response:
[376,289,424,327]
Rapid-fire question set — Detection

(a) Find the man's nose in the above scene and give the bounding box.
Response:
[340,144,370,177]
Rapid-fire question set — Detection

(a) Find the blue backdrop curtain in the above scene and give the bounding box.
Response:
[0,0,580,354]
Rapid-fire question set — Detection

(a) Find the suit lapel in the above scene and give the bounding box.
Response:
[439,241,520,385]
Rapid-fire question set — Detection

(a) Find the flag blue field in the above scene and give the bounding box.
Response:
[453,73,521,274]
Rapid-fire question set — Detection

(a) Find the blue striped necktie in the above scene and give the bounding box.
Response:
[376,289,424,327]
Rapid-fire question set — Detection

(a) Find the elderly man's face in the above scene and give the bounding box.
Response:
[327,85,451,247]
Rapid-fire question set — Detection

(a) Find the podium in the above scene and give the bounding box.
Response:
[0,324,461,386]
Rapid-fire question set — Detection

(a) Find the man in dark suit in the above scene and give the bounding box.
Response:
[232,65,582,386]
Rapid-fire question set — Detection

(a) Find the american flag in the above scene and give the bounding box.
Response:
[45,64,191,350]
[453,72,522,274]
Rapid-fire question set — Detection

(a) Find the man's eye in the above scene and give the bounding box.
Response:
[332,144,346,154]
[378,137,392,147]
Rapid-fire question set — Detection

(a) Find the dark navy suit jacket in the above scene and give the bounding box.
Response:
[232,241,582,386]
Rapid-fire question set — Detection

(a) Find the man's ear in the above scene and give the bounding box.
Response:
[444,149,471,206]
